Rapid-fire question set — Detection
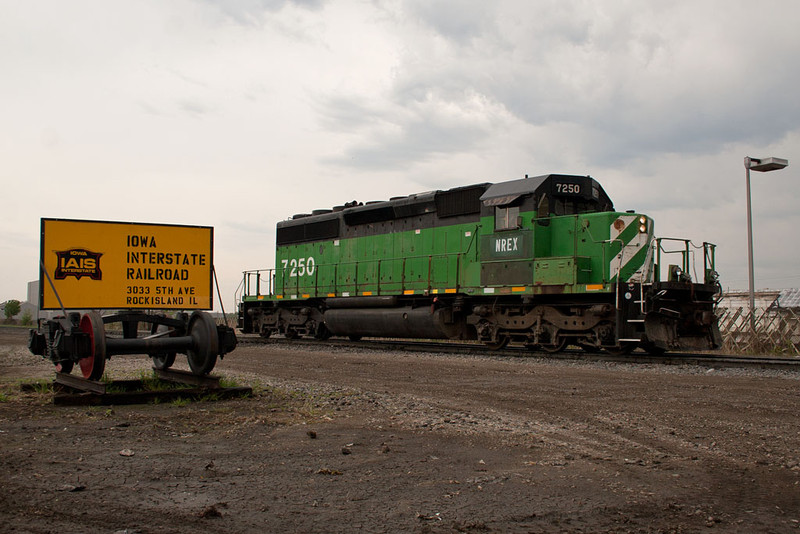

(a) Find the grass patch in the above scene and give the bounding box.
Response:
[138,371,191,392]
[218,376,241,388]
[200,392,221,402]
[30,380,53,394]
[103,383,128,394]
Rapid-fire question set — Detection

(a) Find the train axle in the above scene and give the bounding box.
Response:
[29,311,237,379]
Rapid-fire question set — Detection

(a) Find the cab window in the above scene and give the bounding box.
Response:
[537,195,550,217]
[495,205,520,231]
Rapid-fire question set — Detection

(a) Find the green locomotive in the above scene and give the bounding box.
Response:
[239,174,722,353]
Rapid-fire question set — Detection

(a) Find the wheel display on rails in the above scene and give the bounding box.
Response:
[186,311,219,376]
[78,312,106,380]
[150,319,177,370]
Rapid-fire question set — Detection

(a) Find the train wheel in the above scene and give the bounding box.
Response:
[314,323,332,340]
[541,336,567,353]
[641,342,666,356]
[605,342,637,356]
[78,312,106,381]
[538,325,567,353]
[284,329,299,340]
[151,320,176,370]
[186,312,218,376]
[152,352,176,370]
[577,343,601,354]
[485,336,510,350]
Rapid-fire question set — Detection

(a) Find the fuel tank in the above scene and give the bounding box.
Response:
[323,306,465,339]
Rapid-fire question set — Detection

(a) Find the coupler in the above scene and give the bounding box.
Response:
[29,310,237,379]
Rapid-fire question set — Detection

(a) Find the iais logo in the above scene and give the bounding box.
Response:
[54,248,103,280]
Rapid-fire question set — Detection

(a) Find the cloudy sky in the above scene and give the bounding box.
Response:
[2,0,799,313]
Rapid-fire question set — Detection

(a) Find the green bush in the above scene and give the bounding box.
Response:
[3,300,20,321]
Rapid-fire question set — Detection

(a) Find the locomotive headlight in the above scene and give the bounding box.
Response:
[639,224,647,233]
[638,216,648,233]
[639,216,646,224]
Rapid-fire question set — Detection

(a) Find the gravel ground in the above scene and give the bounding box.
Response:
[2,325,800,533]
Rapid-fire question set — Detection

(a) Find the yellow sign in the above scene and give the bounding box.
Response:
[40,219,213,310]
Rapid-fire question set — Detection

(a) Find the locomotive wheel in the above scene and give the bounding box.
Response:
[577,343,601,354]
[541,336,567,353]
[605,342,637,356]
[78,312,106,380]
[485,336,510,350]
[640,342,666,356]
[284,329,299,340]
[538,325,567,353]
[186,312,218,376]
[314,322,332,340]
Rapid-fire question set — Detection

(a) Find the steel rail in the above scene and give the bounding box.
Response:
[237,335,800,372]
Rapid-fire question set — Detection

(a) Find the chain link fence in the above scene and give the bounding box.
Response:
[717,306,800,356]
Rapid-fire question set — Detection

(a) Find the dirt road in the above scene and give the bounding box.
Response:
[2,326,799,533]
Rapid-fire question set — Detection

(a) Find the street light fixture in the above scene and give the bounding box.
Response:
[744,156,789,335]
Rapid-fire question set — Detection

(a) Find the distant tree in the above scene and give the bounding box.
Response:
[3,300,21,323]
[20,309,33,326]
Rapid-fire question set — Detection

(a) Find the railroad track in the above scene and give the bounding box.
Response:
[237,334,800,372]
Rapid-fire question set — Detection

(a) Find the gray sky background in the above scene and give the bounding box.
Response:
[2,0,799,313]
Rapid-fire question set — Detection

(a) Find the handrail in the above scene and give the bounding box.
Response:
[241,251,464,299]
[654,238,717,284]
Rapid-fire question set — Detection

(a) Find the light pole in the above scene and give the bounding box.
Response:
[744,156,789,336]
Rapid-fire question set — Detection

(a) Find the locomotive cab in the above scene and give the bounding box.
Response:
[478,174,617,292]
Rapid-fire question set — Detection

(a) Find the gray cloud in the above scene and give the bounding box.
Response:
[2,0,798,306]
[323,1,800,170]
[319,89,510,170]
[178,99,214,118]
[197,0,325,26]
[404,0,496,44]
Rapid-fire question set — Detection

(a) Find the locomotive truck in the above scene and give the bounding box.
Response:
[238,174,722,354]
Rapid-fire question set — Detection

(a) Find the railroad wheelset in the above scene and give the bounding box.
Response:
[29,311,237,379]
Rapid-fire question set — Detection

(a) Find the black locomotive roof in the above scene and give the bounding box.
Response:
[276,174,613,245]
[279,183,490,229]
[280,174,612,228]
[480,174,612,209]
[480,175,550,206]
